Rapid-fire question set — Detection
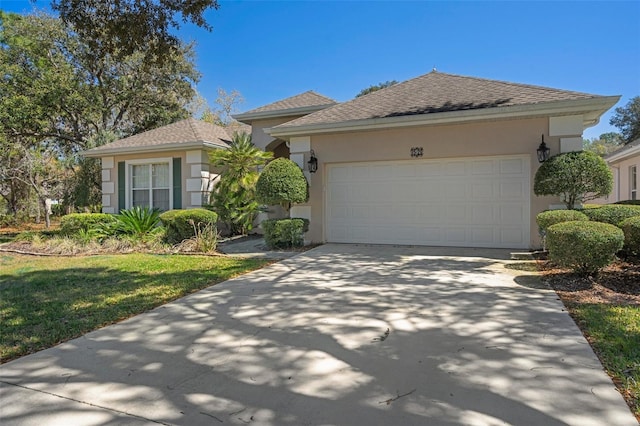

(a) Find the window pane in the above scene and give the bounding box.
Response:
[132,164,150,189]
[132,189,150,207]
[152,163,170,188]
[153,189,170,211]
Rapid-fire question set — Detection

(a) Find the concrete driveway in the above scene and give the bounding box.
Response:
[0,244,636,426]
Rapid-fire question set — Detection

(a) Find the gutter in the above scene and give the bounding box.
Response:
[268,96,620,138]
[233,103,337,123]
[82,140,229,158]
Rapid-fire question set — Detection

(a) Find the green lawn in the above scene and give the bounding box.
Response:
[0,253,270,362]
[570,304,640,418]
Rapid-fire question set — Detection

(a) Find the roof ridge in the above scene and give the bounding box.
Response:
[426,71,597,97]
[186,117,203,141]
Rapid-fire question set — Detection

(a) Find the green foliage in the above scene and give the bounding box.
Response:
[615,200,640,206]
[547,221,624,275]
[159,208,219,244]
[0,11,199,217]
[534,151,613,209]
[60,213,116,235]
[52,0,219,64]
[256,158,309,211]
[261,218,309,249]
[115,206,161,238]
[536,209,589,232]
[582,132,623,155]
[208,132,272,235]
[619,216,640,256]
[610,96,640,144]
[581,205,640,225]
[356,80,399,97]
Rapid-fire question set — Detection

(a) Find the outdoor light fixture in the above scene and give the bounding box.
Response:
[307,150,318,173]
[537,135,550,163]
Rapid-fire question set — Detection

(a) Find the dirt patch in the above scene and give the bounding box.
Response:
[539,260,640,306]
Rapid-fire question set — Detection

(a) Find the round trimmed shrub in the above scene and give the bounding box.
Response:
[536,209,589,233]
[546,221,624,275]
[256,158,308,210]
[581,204,640,225]
[60,213,116,235]
[618,216,640,256]
[159,208,219,244]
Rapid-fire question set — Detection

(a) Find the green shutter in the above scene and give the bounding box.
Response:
[173,158,182,209]
[117,161,125,212]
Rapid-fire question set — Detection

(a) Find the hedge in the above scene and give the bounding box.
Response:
[536,210,589,233]
[261,218,309,249]
[546,221,624,275]
[619,216,640,256]
[615,200,640,206]
[60,213,116,235]
[581,204,640,225]
[159,209,219,244]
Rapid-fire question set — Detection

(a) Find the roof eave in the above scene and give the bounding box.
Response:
[82,140,229,158]
[268,96,621,138]
[233,103,337,123]
[606,144,640,163]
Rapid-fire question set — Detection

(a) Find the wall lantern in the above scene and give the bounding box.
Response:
[537,135,550,163]
[307,150,318,173]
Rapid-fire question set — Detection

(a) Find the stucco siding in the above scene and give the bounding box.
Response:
[102,150,216,212]
[304,117,561,248]
[250,116,306,151]
[614,156,640,202]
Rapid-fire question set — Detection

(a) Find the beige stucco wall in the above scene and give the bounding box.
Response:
[611,155,640,202]
[300,117,564,248]
[250,116,306,151]
[100,149,218,213]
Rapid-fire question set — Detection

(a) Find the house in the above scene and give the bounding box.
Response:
[235,71,619,249]
[602,138,640,203]
[83,118,231,214]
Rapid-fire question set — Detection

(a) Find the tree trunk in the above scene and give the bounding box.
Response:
[43,198,50,229]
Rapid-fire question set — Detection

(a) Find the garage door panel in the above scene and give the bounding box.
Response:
[471,159,496,175]
[500,182,525,198]
[326,156,530,248]
[500,158,525,174]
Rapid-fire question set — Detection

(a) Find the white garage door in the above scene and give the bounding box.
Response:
[326,155,530,248]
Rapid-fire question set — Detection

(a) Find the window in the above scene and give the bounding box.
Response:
[127,159,172,211]
[631,165,638,201]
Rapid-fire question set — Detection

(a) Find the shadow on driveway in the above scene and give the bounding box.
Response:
[0,244,635,425]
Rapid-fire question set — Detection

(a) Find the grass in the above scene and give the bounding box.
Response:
[569,304,640,419]
[0,253,270,363]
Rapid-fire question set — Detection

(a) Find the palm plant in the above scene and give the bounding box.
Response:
[115,206,162,239]
[209,132,273,235]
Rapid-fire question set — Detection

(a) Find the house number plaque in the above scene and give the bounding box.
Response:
[410,147,424,158]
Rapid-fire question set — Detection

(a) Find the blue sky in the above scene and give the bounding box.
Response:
[2,1,639,139]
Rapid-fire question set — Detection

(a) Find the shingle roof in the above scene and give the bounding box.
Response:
[84,118,231,155]
[604,138,640,161]
[240,90,336,115]
[274,72,604,129]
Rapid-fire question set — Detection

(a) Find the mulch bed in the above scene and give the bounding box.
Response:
[539,260,640,305]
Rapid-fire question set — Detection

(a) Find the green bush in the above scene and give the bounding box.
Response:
[581,205,640,225]
[159,208,219,244]
[615,200,640,206]
[547,221,624,275]
[261,218,309,249]
[256,158,309,211]
[618,216,640,256]
[60,213,116,235]
[536,209,589,233]
[533,150,612,209]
